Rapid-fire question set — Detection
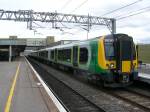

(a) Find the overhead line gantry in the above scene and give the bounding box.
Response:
[0,9,116,34]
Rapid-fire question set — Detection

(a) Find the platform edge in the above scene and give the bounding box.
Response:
[25,57,67,112]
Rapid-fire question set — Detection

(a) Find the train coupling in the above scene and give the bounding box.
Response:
[121,74,130,83]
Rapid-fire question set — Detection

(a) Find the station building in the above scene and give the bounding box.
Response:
[0,35,78,61]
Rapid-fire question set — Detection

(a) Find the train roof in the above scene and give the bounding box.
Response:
[34,35,105,52]
[35,33,131,52]
[45,36,102,50]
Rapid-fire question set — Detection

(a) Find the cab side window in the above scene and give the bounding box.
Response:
[79,48,88,64]
[51,50,54,60]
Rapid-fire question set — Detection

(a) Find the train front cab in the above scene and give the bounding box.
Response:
[98,34,138,87]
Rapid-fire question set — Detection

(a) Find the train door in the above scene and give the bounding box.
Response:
[73,46,78,66]
[120,40,132,73]
[117,37,133,73]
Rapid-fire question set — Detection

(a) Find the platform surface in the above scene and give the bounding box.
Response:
[0,57,58,112]
[138,64,150,84]
[139,73,150,84]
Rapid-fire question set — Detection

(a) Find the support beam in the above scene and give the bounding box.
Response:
[9,45,12,62]
[0,9,116,33]
[112,19,116,34]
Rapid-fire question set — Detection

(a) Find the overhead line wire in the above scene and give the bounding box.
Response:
[60,0,73,11]
[70,0,89,13]
[115,5,150,18]
[101,0,143,16]
[117,8,150,20]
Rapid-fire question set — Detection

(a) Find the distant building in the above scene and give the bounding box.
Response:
[0,35,80,61]
[25,36,55,50]
[0,35,79,58]
[46,36,55,46]
[47,40,79,47]
[9,36,18,39]
[25,38,46,46]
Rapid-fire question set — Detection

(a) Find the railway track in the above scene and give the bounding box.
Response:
[83,81,150,112]
[103,88,150,112]
[28,57,150,112]
[28,58,105,112]
[125,87,150,100]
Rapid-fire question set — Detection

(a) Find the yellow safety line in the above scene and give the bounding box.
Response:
[4,63,21,112]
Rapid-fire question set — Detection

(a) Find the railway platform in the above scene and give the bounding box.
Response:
[139,73,150,84]
[0,57,64,112]
[138,64,150,84]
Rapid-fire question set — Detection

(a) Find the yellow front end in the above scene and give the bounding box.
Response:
[121,60,138,73]
[97,35,138,86]
[122,61,131,73]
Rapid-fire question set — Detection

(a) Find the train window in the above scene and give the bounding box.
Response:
[51,50,54,60]
[105,42,115,60]
[79,48,88,64]
[58,50,62,60]
[58,49,71,62]
[44,51,48,58]
[39,51,48,58]
[39,52,42,57]
[121,41,131,60]
[65,49,71,62]
[58,50,63,61]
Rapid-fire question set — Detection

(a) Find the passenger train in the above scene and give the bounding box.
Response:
[28,33,138,87]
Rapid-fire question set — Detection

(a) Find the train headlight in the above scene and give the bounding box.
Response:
[106,63,114,69]
[110,63,114,68]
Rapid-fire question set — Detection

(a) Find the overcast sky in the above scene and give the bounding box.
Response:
[0,0,150,43]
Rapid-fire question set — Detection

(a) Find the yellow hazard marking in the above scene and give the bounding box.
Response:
[4,63,21,112]
[122,61,131,73]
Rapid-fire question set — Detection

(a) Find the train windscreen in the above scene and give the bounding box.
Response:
[104,39,115,60]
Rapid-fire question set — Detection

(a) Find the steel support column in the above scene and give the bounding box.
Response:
[112,19,116,34]
[9,45,12,62]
